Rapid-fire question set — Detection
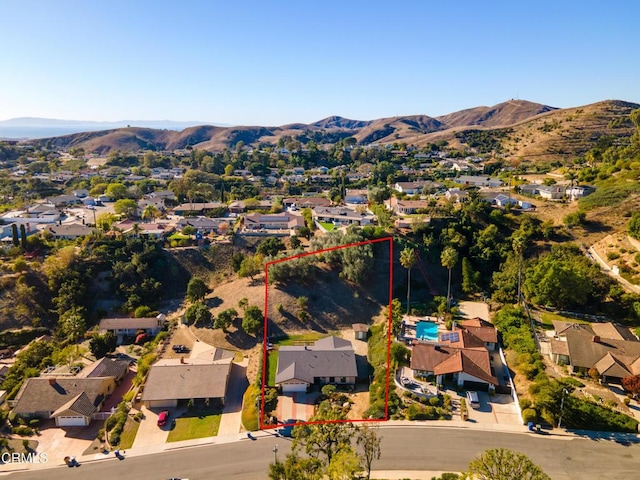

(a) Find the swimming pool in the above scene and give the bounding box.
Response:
[416,321,439,341]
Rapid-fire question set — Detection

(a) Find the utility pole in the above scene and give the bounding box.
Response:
[558,388,569,428]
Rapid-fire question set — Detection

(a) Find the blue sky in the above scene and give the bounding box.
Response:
[1,0,638,125]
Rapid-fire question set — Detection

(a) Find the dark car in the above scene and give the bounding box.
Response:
[173,345,189,353]
[277,419,300,437]
[157,410,169,427]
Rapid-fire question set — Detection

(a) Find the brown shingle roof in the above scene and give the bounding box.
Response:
[51,392,96,418]
[78,357,129,379]
[12,378,112,416]
[410,343,497,385]
[565,328,640,376]
[142,359,232,401]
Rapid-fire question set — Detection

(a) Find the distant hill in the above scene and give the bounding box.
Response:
[24,99,640,161]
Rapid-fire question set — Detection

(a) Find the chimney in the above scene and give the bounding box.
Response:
[48,378,57,386]
[592,336,600,343]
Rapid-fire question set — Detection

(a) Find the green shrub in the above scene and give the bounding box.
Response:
[519,398,532,410]
[429,396,441,406]
[522,408,537,423]
[109,433,120,445]
[11,426,33,436]
[406,403,438,420]
[559,377,585,388]
[607,251,620,261]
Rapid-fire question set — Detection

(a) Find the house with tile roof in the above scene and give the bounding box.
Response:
[410,322,499,391]
[275,336,358,393]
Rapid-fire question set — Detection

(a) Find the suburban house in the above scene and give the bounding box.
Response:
[453,176,503,188]
[77,357,130,382]
[445,188,468,203]
[385,196,430,215]
[410,323,499,391]
[177,217,229,234]
[173,202,226,215]
[537,185,565,200]
[98,314,167,344]
[493,194,518,208]
[394,181,431,195]
[566,185,595,201]
[11,377,116,426]
[312,206,375,227]
[43,223,95,240]
[519,184,540,196]
[141,355,233,408]
[275,336,358,393]
[344,192,368,207]
[549,321,640,383]
[283,197,331,211]
[229,200,274,214]
[243,212,305,235]
[116,220,176,238]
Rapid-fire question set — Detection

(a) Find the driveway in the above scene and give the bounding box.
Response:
[218,360,249,435]
[130,406,176,448]
[465,391,522,426]
[276,392,319,422]
[25,420,99,466]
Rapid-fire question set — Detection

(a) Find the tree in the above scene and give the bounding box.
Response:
[326,448,361,480]
[214,308,238,331]
[389,298,403,338]
[60,308,87,353]
[400,247,417,315]
[89,332,117,358]
[628,212,640,240]
[186,277,208,302]
[461,257,480,294]
[238,255,262,282]
[184,302,212,326]
[290,235,301,249]
[105,182,128,200]
[356,425,382,480]
[19,224,27,249]
[113,199,138,218]
[441,246,459,309]
[292,400,355,465]
[268,453,324,480]
[242,305,263,335]
[390,342,410,367]
[622,375,640,398]
[142,204,159,222]
[465,448,551,480]
[11,223,19,247]
[257,237,286,257]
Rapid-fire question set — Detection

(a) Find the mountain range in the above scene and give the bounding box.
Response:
[9,99,640,160]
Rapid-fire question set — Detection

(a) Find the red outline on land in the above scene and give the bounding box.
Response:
[259,237,393,430]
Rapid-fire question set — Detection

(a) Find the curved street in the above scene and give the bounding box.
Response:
[5,426,640,480]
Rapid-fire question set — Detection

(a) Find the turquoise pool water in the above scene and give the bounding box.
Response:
[416,321,438,341]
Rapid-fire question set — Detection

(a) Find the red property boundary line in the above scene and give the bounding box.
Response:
[259,236,394,430]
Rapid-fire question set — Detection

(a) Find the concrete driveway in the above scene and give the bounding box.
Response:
[131,406,173,448]
[218,360,249,435]
[28,420,99,465]
[465,391,521,426]
[276,392,319,422]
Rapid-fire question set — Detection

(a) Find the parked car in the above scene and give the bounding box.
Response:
[172,345,189,353]
[157,410,170,427]
[277,419,301,438]
[466,391,480,409]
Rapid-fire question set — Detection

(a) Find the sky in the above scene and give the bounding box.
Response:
[1,0,639,125]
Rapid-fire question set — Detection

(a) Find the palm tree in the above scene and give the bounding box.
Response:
[400,247,417,315]
[132,223,142,238]
[142,204,159,223]
[441,246,459,309]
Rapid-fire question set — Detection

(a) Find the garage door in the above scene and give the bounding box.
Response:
[282,382,307,393]
[147,399,178,409]
[57,416,87,427]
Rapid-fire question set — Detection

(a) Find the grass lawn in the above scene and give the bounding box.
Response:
[118,417,140,449]
[538,311,590,330]
[276,331,333,346]
[319,222,336,231]
[267,350,278,386]
[167,408,222,442]
[241,384,260,431]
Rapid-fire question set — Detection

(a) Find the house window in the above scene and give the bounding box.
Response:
[329,377,335,383]
[340,377,346,383]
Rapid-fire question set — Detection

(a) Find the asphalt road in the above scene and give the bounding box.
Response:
[6,427,640,480]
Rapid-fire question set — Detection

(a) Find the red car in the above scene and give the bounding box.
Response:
[157,410,169,427]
